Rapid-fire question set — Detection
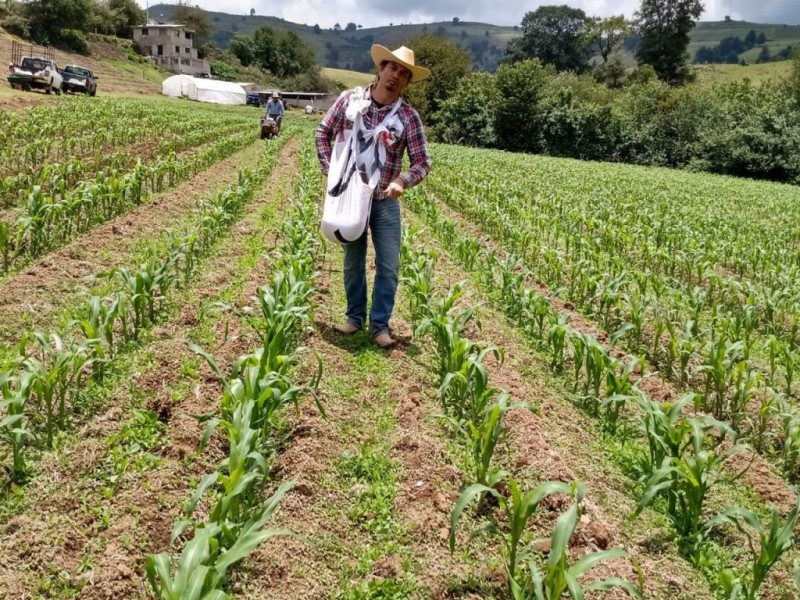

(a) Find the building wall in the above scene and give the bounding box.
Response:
[132,26,207,75]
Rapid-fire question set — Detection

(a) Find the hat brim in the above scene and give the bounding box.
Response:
[371,45,430,82]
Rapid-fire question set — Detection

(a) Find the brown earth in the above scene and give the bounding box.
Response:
[0,138,301,600]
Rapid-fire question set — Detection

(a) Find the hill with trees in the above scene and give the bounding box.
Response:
[148,3,799,73]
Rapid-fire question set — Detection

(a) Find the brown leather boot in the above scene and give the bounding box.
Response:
[334,322,360,334]
[372,332,397,348]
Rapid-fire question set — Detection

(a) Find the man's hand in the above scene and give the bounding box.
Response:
[383,178,405,199]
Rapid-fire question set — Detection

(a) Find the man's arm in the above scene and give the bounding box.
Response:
[397,110,431,190]
[315,91,349,176]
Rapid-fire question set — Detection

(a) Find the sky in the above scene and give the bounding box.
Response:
[143,0,800,29]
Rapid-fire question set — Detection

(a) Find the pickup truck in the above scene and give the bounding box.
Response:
[8,56,62,94]
[61,65,97,96]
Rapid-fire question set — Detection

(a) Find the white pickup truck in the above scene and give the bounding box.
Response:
[8,56,63,95]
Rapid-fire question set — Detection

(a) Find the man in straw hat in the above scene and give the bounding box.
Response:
[265,91,285,127]
[316,44,432,349]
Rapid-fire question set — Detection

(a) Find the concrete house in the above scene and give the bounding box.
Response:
[132,23,209,76]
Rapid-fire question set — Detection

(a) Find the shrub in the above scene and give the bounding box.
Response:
[57,29,88,55]
[434,72,500,147]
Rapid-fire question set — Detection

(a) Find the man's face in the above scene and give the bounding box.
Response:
[378,61,412,96]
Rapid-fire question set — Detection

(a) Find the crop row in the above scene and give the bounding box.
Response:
[405,183,800,598]
[0,98,257,177]
[423,147,800,484]
[0,117,253,208]
[0,128,292,487]
[147,141,323,598]
[401,231,643,598]
[0,128,260,276]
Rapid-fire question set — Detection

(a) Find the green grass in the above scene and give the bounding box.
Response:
[102,59,167,87]
[693,59,793,84]
[322,67,374,88]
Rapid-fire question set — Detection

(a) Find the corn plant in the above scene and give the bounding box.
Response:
[147,481,293,600]
[467,392,517,489]
[0,370,34,483]
[519,484,642,600]
[22,332,93,448]
[450,478,573,585]
[634,394,742,559]
[708,495,800,600]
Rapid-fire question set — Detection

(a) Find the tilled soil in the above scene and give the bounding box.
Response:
[0,140,266,347]
[0,139,301,600]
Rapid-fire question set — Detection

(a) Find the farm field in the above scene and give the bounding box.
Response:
[0,96,799,600]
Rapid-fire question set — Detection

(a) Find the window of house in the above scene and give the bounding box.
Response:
[185,47,190,54]
[142,28,149,36]
[175,46,180,53]
[185,32,192,40]
[157,45,163,56]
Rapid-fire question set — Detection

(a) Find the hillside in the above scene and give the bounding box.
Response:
[0,28,165,102]
[150,5,799,74]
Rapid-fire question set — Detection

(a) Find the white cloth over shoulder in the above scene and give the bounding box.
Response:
[321,87,404,244]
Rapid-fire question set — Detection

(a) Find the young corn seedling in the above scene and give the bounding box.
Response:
[0,370,34,483]
[466,392,519,489]
[634,394,742,560]
[147,481,294,600]
[708,495,800,600]
[450,477,573,586]
[520,483,642,600]
[22,332,93,448]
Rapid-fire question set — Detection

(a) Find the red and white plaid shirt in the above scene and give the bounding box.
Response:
[315,85,431,199]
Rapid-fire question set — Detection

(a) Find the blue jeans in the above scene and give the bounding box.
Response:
[342,198,401,337]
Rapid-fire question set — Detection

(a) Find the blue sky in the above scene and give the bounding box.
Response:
[143,0,799,29]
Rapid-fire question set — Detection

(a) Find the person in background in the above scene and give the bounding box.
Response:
[314,44,431,349]
[265,91,285,127]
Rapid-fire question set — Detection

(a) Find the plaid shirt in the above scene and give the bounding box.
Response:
[315,85,431,199]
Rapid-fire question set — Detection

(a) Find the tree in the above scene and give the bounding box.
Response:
[345,22,356,32]
[108,0,146,37]
[494,59,554,152]
[249,26,315,77]
[435,72,501,147]
[756,32,767,44]
[228,34,255,66]
[504,5,592,73]
[401,33,471,126]
[250,8,255,16]
[333,22,341,32]
[172,4,212,45]
[452,17,460,24]
[20,0,92,45]
[634,0,703,85]
[590,15,630,63]
[757,46,770,63]
[313,24,321,34]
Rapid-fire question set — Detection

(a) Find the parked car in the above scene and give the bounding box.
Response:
[246,92,262,107]
[61,65,97,96]
[8,55,62,94]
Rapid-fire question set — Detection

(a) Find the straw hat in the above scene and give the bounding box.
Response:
[371,44,430,81]
[272,91,279,98]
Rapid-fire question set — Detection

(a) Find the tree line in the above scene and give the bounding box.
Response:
[396,2,800,185]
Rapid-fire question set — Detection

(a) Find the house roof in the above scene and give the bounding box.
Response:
[134,23,195,32]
